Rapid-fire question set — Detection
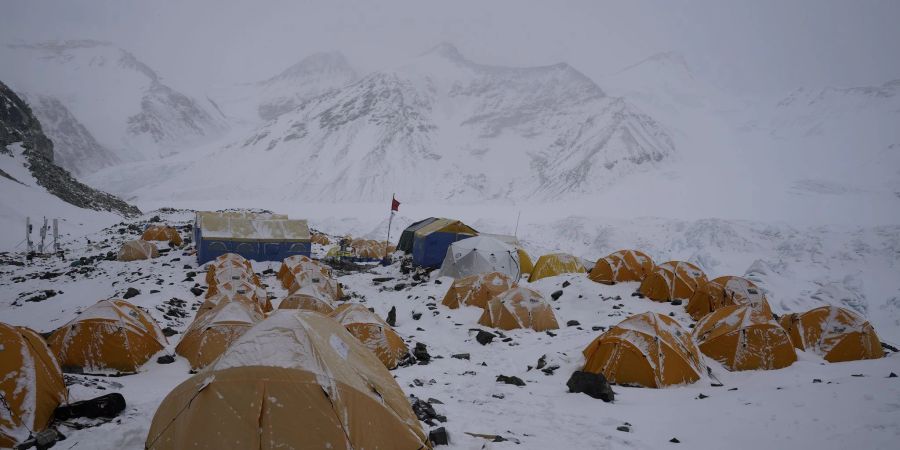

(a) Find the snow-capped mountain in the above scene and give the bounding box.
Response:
[0,40,228,171]
[106,43,674,203]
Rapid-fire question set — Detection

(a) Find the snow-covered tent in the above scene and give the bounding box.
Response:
[330,303,409,369]
[693,305,796,371]
[205,278,271,312]
[141,225,183,246]
[194,211,310,265]
[117,239,158,261]
[588,249,654,285]
[276,255,331,288]
[637,260,708,302]
[397,217,439,253]
[779,306,883,362]
[410,218,478,268]
[441,272,517,309]
[528,253,586,282]
[478,287,559,332]
[686,275,770,320]
[175,300,264,371]
[146,311,429,450]
[479,233,534,274]
[0,323,67,448]
[439,235,521,280]
[48,299,167,373]
[582,312,704,388]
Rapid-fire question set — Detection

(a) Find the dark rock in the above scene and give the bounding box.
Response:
[812,378,822,383]
[190,287,204,297]
[566,320,580,327]
[149,215,161,222]
[561,280,571,288]
[429,427,449,446]
[889,372,897,378]
[536,355,547,370]
[372,277,394,284]
[475,330,495,345]
[411,396,438,421]
[545,331,557,337]
[161,327,178,337]
[185,271,197,278]
[54,393,126,420]
[671,299,683,306]
[567,371,614,402]
[670,437,680,443]
[697,393,709,399]
[592,326,605,331]
[413,342,430,362]
[386,306,397,327]
[451,353,470,360]
[496,375,525,386]
[541,365,560,375]
[434,279,442,285]
[156,355,175,364]
[394,283,407,291]
[122,287,140,299]
[412,311,422,320]
[617,426,630,432]
[550,290,564,301]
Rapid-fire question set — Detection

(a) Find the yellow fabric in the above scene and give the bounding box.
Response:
[528,253,585,282]
[330,304,409,369]
[117,239,158,261]
[441,272,517,309]
[478,287,559,331]
[686,275,770,320]
[693,305,796,371]
[637,260,707,301]
[588,250,654,284]
[413,218,477,238]
[780,306,883,362]
[141,225,183,246]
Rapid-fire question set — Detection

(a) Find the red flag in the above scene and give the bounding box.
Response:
[391,196,400,212]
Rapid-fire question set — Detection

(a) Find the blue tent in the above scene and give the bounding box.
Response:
[411,218,478,268]
[195,211,310,265]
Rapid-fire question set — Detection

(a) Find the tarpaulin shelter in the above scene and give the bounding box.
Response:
[693,305,796,371]
[411,218,477,268]
[637,261,708,302]
[478,287,559,332]
[686,275,770,320]
[194,211,310,265]
[441,272,517,309]
[330,304,409,369]
[582,312,704,388]
[588,250,654,285]
[397,217,439,253]
[145,311,429,450]
[439,235,521,280]
[779,306,883,362]
[528,253,586,282]
[48,299,167,373]
[0,323,67,448]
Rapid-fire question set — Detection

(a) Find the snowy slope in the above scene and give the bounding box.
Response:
[91,43,674,203]
[0,40,228,171]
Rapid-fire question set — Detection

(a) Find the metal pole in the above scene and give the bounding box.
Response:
[39,216,48,254]
[53,219,59,253]
[514,211,521,237]
[385,193,395,260]
[26,217,33,253]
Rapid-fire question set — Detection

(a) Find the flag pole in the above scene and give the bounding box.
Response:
[385,193,395,261]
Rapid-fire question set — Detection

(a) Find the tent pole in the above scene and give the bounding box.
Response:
[385,193,395,260]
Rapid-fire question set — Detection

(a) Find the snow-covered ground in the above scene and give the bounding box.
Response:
[1,209,897,449]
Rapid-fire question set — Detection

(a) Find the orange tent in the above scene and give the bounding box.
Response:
[141,225,183,246]
[278,256,332,289]
[582,312,704,388]
[588,250,654,285]
[528,253,586,282]
[311,234,330,245]
[686,275,771,320]
[441,272,517,309]
[176,300,264,371]
[637,260,708,302]
[117,239,158,261]
[0,323,68,448]
[693,305,796,371]
[330,304,409,369]
[211,253,253,271]
[48,299,167,373]
[207,265,260,289]
[205,279,271,312]
[478,287,559,332]
[197,292,265,319]
[278,290,336,314]
[779,306,883,362]
[146,311,429,450]
[287,269,343,302]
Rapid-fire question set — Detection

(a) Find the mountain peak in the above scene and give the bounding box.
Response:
[423,42,468,62]
[616,51,695,79]
[265,51,355,83]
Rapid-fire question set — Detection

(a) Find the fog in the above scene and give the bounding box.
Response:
[3,0,899,94]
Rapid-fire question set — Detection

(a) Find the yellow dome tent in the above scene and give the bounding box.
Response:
[516,248,534,274]
[48,299,167,373]
[277,255,331,288]
[287,269,343,302]
[311,233,330,245]
[588,249,654,285]
[330,304,409,369]
[686,275,771,320]
[146,311,429,450]
[141,225,183,246]
[528,253,586,282]
[779,306,883,362]
[637,260,708,302]
[441,272,517,309]
[278,290,336,314]
[693,305,796,371]
[196,292,265,319]
[175,300,264,371]
[582,312,704,388]
[478,287,560,332]
[117,239,158,261]
[205,279,271,312]
[0,323,68,448]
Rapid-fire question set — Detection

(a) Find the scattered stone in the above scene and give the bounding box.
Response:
[394,283,407,291]
[372,277,394,284]
[566,371,614,402]
[541,365,560,376]
[536,355,547,370]
[562,280,571,288]
[550,290,564,301]
[451,353,470,360]
[697,393,709,399]
[429,427,449,446]
[161,327,178,337]
[122,287,140,299]
[617,426,630,432]
[889,372,897,378]
[671,299,683,306]
[261,268,274,275]
[592,326,605,331]
[386,306,397,327]
[475,330,495,345]
[492,393,505,399]
[156,355,175,364]
[54,393,126,420]
[812,379,822,383]
[190,287,204,297]
[185,271,197,278]
[566,320,580,327]
[434,279,442,285]
[496,375,526,386]
[413,342,431,362]
[427,398,444,405]
[546,331,557,337]
[851,374,865,377]
[728,387,738,391]
[670,437,680,443]
[412,311,422,320]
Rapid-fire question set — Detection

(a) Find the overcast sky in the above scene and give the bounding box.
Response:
[3,0,899,95]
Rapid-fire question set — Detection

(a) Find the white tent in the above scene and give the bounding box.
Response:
[439,236,521,280]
